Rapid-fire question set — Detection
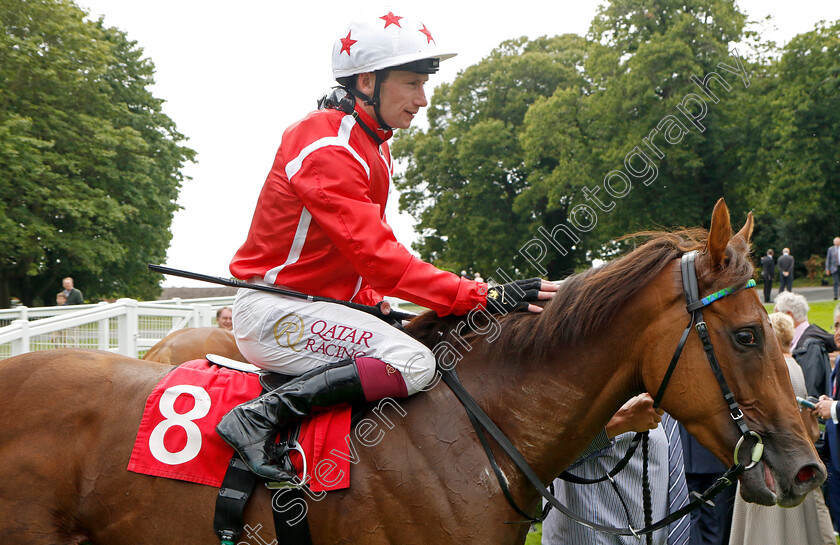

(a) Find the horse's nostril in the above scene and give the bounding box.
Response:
[796,465,817,483]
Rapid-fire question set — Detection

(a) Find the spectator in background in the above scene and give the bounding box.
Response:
[216,307,233,331]
[760,249,775,303]
[777,248,794,293]
[51,293,68,345]
[775,292,837,353]
[826,237,840,301]
[679,424,735,545]
[729,312,834,545]
[811,304,840,534]
[61,277,83,305]
[774,291,834,398]
[835,303,840,366]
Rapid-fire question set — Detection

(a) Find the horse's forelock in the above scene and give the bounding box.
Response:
[719,233,755,286]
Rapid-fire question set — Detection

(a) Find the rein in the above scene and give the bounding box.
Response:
[441,250,761,535]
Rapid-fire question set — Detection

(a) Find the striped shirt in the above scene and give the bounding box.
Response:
[542,414,688,545]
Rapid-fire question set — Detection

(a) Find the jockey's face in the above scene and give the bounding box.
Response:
[378,71,429,129]
[358,71,429,130]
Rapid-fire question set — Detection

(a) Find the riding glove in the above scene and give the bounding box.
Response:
[485,278,543,314]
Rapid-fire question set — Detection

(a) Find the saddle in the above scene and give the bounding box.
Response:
[208,353,372,426]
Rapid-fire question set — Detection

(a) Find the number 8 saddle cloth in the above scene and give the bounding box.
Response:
[127,359,352,492]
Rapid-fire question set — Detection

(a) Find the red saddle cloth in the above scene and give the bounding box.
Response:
[128,359,351,492]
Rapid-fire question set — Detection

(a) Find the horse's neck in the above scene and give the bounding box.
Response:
[447,281,677,488]
[451,335,637,485]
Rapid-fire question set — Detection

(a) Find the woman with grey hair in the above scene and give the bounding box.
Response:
[774,292,809,327]
[774,292,836,353]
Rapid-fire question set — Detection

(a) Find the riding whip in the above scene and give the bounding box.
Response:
[147,264,418,323]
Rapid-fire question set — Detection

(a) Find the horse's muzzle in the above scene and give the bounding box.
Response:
[781,461,826,507]
[739,458,825,507]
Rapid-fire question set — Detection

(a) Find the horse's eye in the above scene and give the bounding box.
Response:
[735,330,756,346]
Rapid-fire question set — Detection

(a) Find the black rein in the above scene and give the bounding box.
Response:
[440,250,762,535]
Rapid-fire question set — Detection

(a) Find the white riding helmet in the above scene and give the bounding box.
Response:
[332,12,456,80]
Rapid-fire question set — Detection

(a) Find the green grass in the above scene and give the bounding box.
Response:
[809,301,839,333]
[524,523,541,545]
[764,300,838,333]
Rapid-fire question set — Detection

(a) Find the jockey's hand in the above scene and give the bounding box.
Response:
[485,278,558,314]
[377,300,391,315]
[606,394,663,438]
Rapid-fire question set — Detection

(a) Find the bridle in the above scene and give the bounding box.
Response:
[654,251,762,469]
[440,250,761,535]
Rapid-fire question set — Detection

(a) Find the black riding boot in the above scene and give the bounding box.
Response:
[216,360,364,481]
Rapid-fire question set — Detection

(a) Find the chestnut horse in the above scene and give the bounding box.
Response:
[142,327,246,365]
[0,200,824,544]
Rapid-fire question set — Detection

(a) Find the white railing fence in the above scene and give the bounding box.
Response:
[0,295,424,361]
[0,296,235,360]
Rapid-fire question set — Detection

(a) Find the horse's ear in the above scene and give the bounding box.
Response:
[706,198,731,267]
[735,211,754,244]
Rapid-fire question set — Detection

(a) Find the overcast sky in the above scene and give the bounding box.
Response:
[76,1,840,287]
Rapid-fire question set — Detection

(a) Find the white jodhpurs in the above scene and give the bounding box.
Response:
[231,288,436,395]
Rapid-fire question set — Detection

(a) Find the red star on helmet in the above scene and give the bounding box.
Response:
[380,11,403,28]
[340,31,357,55]
[418,24,434,44]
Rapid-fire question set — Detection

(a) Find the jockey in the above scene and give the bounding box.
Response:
[216,12,558,481]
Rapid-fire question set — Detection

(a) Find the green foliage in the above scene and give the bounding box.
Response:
[0,0,194,306]
[394,35,590,277]
[524,523,542,545]
[742,21,840,267]
[396,0,839,280]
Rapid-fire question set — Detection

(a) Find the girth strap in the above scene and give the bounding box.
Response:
[213,418,314,545]
[214,456,259,545]
[271,488,314,545]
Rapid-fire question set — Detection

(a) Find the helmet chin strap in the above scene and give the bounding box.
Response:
[353,70,392,131]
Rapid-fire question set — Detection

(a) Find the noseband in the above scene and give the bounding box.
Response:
[440,250,760,535]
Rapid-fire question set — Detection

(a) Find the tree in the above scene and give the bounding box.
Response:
[396,1,754,279]
[521,0,750,260]
[0,0,194,307]
[399,1,837,280]
[738,21,840,268]
[393,35,589,278]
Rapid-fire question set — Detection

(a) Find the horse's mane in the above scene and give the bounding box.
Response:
[407,227,755,354]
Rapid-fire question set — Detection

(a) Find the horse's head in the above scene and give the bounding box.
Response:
[643,198,825,507]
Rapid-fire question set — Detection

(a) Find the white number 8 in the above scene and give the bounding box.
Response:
[149,384,212,465]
